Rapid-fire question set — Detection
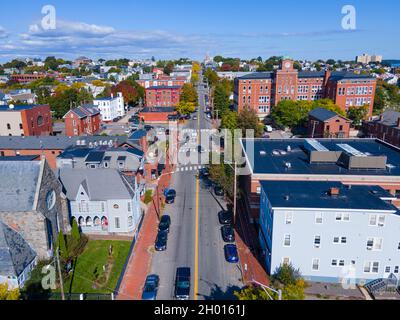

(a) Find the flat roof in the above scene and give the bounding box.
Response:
[146,86,182,90]
[141,107,176,113]
[0,105,43,112]
[260,180,398,211]
[242,138,400,176]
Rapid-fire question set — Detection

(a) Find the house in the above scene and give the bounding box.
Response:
[240,138,400,223]
[308,108,351,138]
[259,180,400,284]
[0,104,53,136]
[93,93,125,122]
[363,110,400,148]
[57,145,144,174]
[64,104,101,136]
[59,169,142,235]
[0,160,67,259]
[0,221,37,289]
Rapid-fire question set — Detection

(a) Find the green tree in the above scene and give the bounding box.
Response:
[237,109,264,137]
[71,219,81,242]
[213,83,230,116]
[204,68,219,87]
[234,285,271,300]
[56,231,68,260]
[180,83,198,104]
[347,105,369,127]
[221,110,238,132]
[271,263,302,286]
[176,101,196,115]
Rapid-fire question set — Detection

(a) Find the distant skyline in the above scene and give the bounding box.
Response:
[0,0,398,63]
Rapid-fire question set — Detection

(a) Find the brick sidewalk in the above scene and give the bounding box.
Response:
[117,168,172,300]
[235,200,269,286]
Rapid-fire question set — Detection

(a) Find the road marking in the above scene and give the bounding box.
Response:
[194,99,201,301]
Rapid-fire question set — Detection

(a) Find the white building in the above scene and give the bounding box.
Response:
[93,92,125,122]
[356,54,383,64]
[59,169,143,235]
[259,180,400,285]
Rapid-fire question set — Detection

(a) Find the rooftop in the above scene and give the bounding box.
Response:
[371,110,400,128]
[260,181,397,211]
[0,105,44,112]
[237,71,375,81]
[242,138,400,176]
[141,107,176,113]
[309,108,347,122]
[146,86,182,90]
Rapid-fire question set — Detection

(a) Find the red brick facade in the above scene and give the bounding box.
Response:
[145,86,182,107]
[363,112,400,147]
[21,104,53,136]
[308,113,351,138]
[139,108,177,123]
[234,59,376,118]
[10,74,45,84]
[64,105,101,136]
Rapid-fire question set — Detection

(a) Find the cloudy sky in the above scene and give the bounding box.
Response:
[0,0,398,62]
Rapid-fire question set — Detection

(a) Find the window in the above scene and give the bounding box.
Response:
[341,237,347,244]
[343,213,350,221]
[282,257,290,265]
[37,116,44,126]
[333,237,340,244]
[284,234,291,247]
[115,217,120,229]
[335,213,342,221]
[46,190,56,210]
[19,123,23,130]
[385,266,391,273]
[312,259,320,271]
[339,260,345,267]
[369,214,377,226]
[395,266,399,274]
[101,202,105,212]
[128,216,133,227]
[331,259,338,266]
[314,236,321,248]
[285,212,293,225]
[7,123,11,130]
[128,202,131,212]
[364,261,379,273]
[256,186,261,195]
[367,237,383,251]
[315,213,323,224]
[378,215,386,227]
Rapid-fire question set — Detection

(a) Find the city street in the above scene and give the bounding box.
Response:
[149,77,243,300]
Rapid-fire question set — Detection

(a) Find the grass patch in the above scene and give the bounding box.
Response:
[63,240,131,294]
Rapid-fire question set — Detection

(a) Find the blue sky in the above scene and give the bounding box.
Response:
[0,0,398,62]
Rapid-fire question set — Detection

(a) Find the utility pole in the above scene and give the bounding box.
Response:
[55,246,65,301]
[233,161,237,226]
[311,120,317,138]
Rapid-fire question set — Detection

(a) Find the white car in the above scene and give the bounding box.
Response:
[265,125,273,133]
[124,128,132,134]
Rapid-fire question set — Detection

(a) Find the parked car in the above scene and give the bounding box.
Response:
[218,210,233,225]
[141,275,160,300]
[221,225,235,243]
[124,128,131,134]
[184,114,191,120]
[174,268,191,300]
[164,189,177,198]
[159,215,171,233]
[224,244,239,263]
[193,116,198,120]
[264,125,273,133]
[155,231,168,251]
[199,167,210,178]
[144,125,153,131]
[214,185,224,197]
[165,195,175,204]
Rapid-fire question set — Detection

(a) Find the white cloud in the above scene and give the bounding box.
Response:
[0,26,8,39]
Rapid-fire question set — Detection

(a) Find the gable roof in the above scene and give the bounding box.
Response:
[375,110,400,127]
[0,221,37,278]
[59,168,135,201]
[64,104,100,119]
[0,161,42,212]
[309,108,345,122]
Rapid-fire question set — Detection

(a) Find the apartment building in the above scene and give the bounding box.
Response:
[10,74,45,84]
[234,59,376,118]
[240,138,400,223]
[145,86,182,107]
[259,180,400,284]
[356,54,383,64]
[93,92,125,122]
[0,104,53,136]
[64,104,101,136]
[363,110,400,148]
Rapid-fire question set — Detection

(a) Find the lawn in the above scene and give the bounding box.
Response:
[63,240,131,294]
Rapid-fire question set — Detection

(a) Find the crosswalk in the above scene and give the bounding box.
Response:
[174,165,206,173]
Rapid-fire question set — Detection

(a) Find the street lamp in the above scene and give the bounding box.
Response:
[250,279,282,301]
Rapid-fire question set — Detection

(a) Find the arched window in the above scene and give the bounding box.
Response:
[128,216,133,227]
[101,217,108,231]
[37,116,44,126]
[93,216,101,227]
[86,217,93,227]
[78,216,85,226]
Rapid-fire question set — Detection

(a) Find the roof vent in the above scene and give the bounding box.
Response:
[260,150,267,156]
[284,162,292,169]
[284,195,290,201]
[9,104,14,110]
[272,150,280,156]
[287,146,292,152]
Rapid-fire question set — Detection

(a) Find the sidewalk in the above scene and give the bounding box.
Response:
[117,168,172,300]
[235,200,269,286]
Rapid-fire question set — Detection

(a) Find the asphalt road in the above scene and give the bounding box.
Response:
[149,76,243,300]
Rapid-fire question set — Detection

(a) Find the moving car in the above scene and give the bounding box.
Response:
[214,185,224,197]
[155,231,168,251]
[224,244,239,263]
[221,225,235,243]
[193,116,198,120]
[158,215,171,233]
[175,268,191,300]
[141,275,160,300]
[218,210,233,225]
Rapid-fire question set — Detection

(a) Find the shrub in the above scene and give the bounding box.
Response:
[144,190,153,205]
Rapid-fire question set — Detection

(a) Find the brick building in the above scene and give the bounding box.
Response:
[308,108,351,138]
[234,59,376,119]
[0,104,53,136]
[145,86,182,107]
[363,110,400,147]
[10,74,45,84]
[139,107,177,123]
[64,104,101,136]
[137,78,186,89]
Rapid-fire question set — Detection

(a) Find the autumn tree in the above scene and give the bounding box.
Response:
[176,101,196,115]
[0,283,20,300]
[180,83,198,104]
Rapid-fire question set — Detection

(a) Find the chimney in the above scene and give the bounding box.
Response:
[323,70,331,86]
[397,117,400,128]
[329,187,340,196]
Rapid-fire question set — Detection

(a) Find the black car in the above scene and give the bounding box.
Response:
[159,215,171,233]
[218,210,233,225]
[144,125,153,131]
[199,167,210,178]
[141,275,160,300]
[165,195,175,204]
[155,231,168,251]
[214,185,224,197]
[175,267,191,300]
[184,114,191,120]
[221,225,235,243]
